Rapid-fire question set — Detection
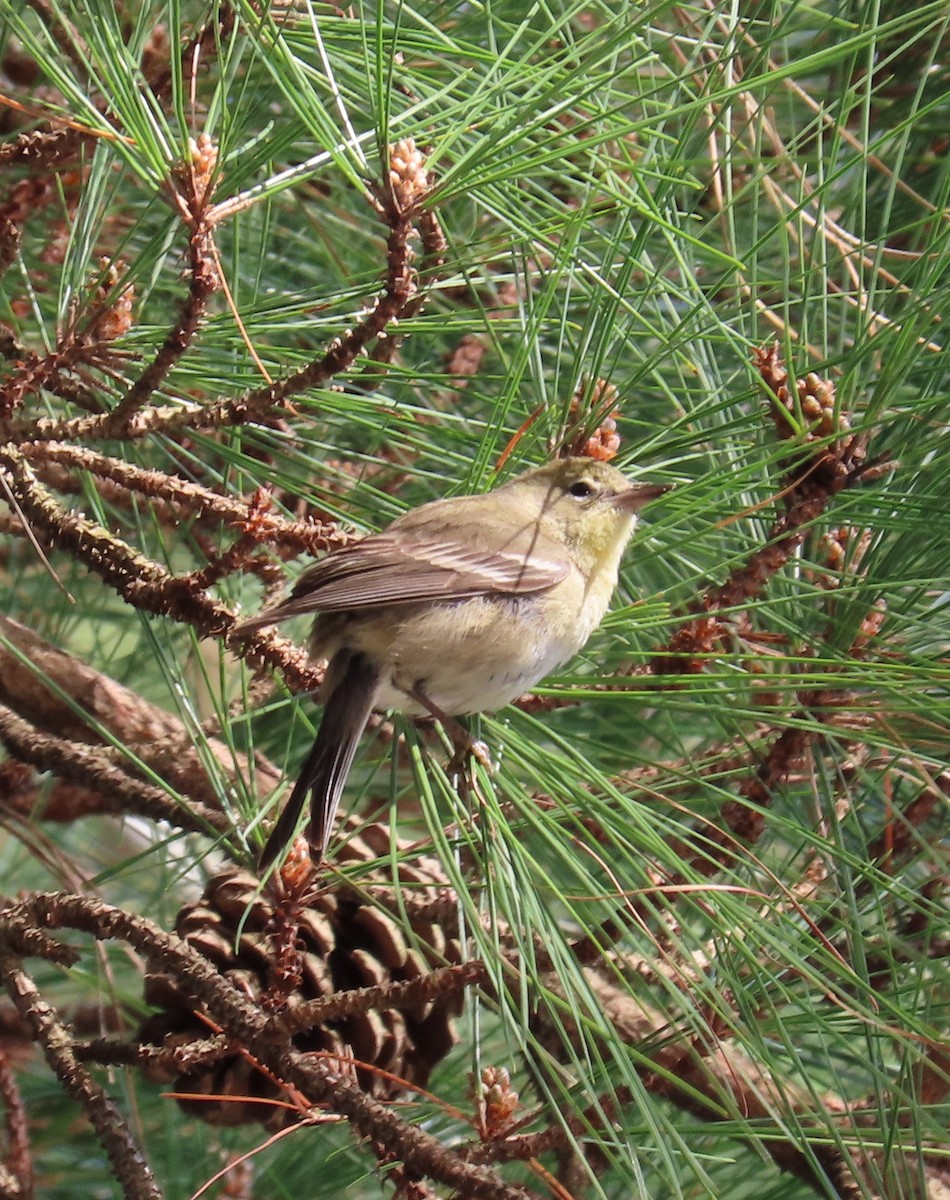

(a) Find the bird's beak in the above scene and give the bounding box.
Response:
[612,482,670,512]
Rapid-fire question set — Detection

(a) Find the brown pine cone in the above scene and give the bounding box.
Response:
[139,821,462,1128]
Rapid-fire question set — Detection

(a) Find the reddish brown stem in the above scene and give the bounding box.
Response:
[104,179,218,433]
[1,149,422,444]
[0,444,320,694]
[1,894,539,1200]
[0,1043,33,1200]
[0,949,162,1200]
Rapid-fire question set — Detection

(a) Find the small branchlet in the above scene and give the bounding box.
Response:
[87,138,435,437]
[0,444,321,695]
[0,1031,33,1199]
[103,136,221,434]
[364,171,447,374]
[385,137,430,217]
[473,1067,520,1141]
[0,178,52,281]
[561,377,622,461]
[653,344,894,677]
[0,127,86,170]
[84,258,134,343]
[0,931,160,1200]
[0,254,136,422]
[641,343,900,862]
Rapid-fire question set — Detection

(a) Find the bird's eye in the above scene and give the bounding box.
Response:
[567,480,595,499]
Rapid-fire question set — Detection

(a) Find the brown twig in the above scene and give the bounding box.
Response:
[2,139,431,446]
[0,444,320,693]
[0,894,539,1200]
[0,1044,33,1200]
[274,960,488,1038]
[363,202,447,372]
[0,702,232,841]
[77,1033,234,1074]
[0,947,162,1200]
[19,441,345,557]
[651,343,890,678]
[0,179,52,282]
[600,346,902,889]
[0,127,88,170]
[0,339,122,422]
[103,136,220,434]
[461,1087,632,1168]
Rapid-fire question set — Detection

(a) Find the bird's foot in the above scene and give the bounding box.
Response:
[446,736,494,778]
[406,682,496,782]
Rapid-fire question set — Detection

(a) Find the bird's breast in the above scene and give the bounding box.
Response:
[311,549,624,717]
[323,577,595,716]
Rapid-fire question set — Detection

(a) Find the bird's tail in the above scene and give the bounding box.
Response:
[259,649,380,872]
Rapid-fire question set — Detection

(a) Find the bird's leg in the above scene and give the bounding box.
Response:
[406,683,494,776]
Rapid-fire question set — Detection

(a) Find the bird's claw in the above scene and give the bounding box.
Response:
[447,737,495,777]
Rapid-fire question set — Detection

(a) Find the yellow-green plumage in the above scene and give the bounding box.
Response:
[236,457,666,869]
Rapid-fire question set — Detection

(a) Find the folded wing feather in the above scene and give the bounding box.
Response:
[234,519,569,631]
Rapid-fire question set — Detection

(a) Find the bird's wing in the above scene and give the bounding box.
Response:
[235,517,568,630]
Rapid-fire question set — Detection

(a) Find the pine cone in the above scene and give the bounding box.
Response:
[139,821,462,1128]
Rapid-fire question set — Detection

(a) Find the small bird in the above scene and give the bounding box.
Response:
[235,457,666,870]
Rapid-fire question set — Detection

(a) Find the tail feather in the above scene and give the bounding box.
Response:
[259,649,380,871]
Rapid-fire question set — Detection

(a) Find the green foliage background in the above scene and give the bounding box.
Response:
[0,1,948,1198]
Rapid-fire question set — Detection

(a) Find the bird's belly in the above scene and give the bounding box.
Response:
[342,593,589,717]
